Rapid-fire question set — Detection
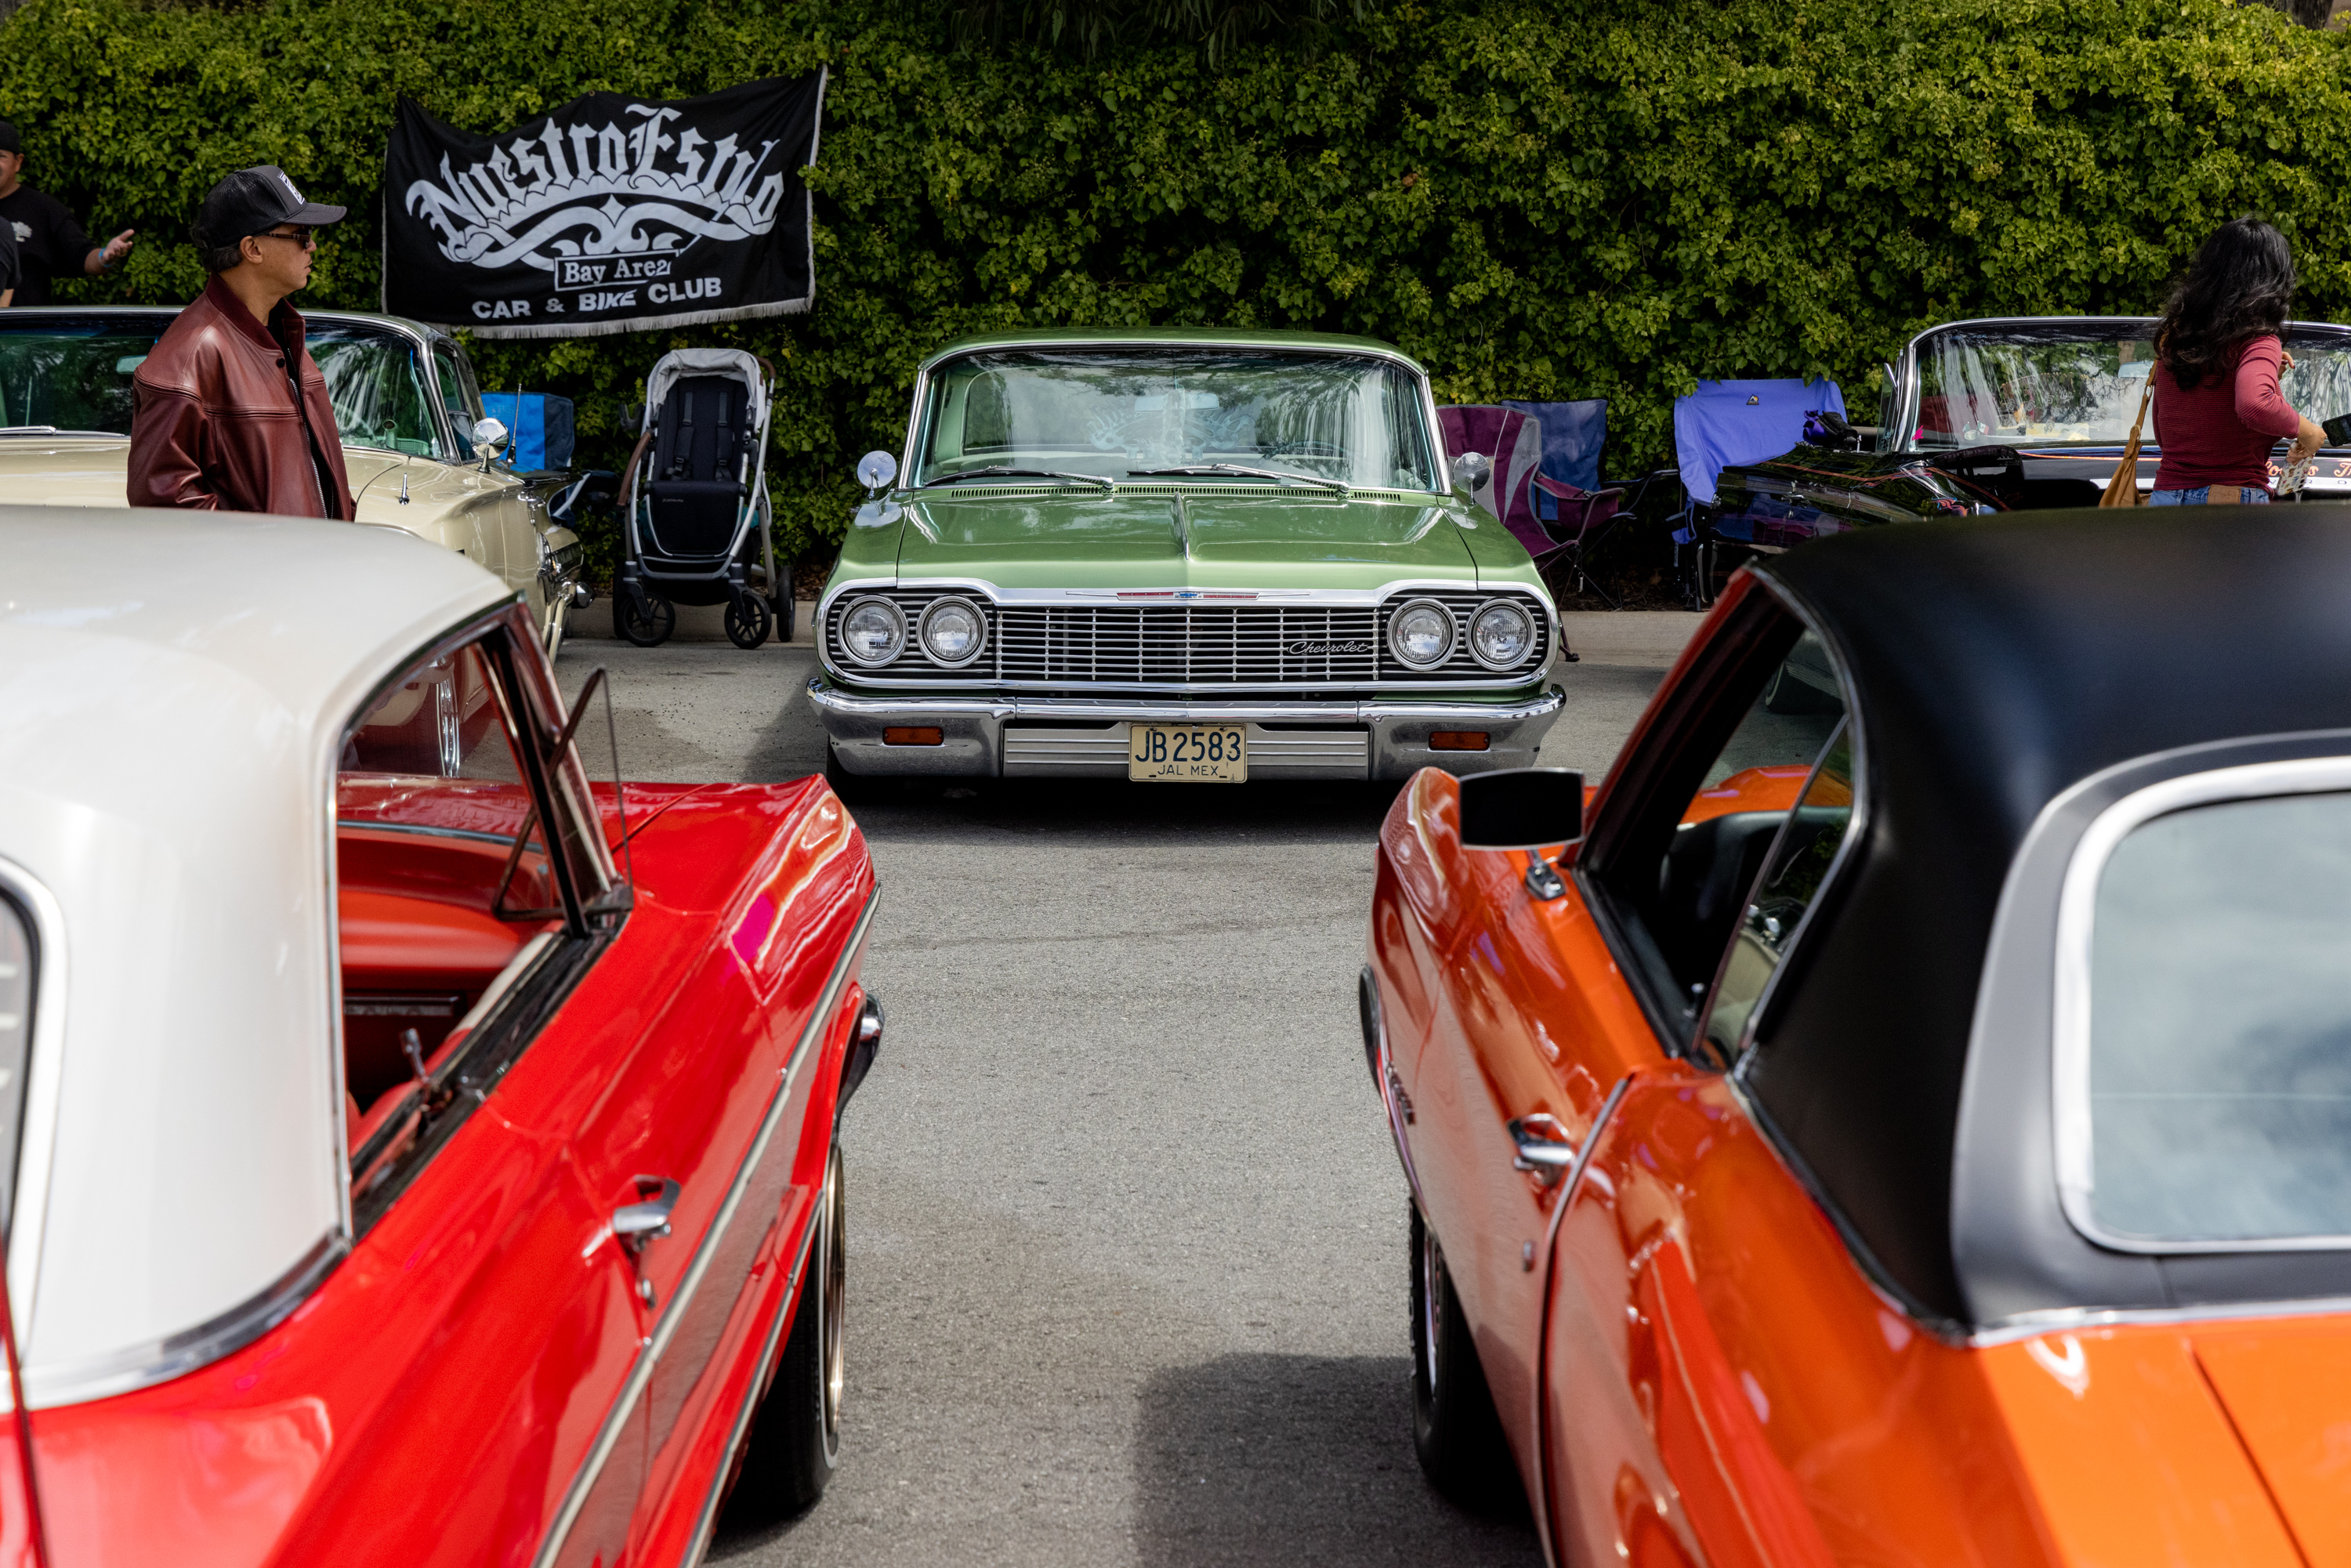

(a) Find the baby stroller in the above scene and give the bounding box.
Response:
[614,348,786,649]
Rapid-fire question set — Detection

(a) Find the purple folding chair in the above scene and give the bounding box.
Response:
[1440,404,1626,607]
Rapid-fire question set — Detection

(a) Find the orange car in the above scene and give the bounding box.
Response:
[1364,508,2351,1566]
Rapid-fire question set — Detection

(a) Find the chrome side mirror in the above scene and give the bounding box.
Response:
[1450,451,1491,494]
[856,450,899,494]
[471,417,509,466]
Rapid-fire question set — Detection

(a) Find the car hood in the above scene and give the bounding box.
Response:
[0,437,410,510]
[891,486,1480,592]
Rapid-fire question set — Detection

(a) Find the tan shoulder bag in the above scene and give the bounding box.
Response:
[2101,372,2154,508]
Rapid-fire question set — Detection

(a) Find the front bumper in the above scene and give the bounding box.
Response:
[805,679,1565,781]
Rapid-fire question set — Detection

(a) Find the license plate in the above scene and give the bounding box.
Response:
[1128,723,1247,782]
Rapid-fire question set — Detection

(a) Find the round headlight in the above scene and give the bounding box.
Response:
[1469,599,1535,668]
[1387,599,1456,668]
[919,596,987,667]
[839,596,907,666]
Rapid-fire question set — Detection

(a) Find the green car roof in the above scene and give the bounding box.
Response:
[916,326,1425,375]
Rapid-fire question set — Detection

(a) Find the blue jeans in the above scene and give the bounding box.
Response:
[2149,486,2270,505]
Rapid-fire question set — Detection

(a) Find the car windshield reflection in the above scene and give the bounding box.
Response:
[1909,322,2351,449]
[915,348,1441,492]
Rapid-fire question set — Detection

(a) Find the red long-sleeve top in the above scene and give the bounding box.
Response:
[2151,334,2300,491]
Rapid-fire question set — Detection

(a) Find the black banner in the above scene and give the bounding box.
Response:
[382,73,825,339]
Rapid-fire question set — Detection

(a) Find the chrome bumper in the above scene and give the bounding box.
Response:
[805,678,1564,781]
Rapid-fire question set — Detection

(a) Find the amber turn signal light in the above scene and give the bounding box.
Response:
[882,726,944,746]
[1429,731,1491,751]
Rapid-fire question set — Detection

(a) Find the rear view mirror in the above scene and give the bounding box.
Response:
[1450,451,1492,493]
[2324,413,2351,448]
[857,450,899,493]
[1458,766,1585,850]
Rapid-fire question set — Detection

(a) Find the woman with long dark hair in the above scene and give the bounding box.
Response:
[2150,216,2324,505]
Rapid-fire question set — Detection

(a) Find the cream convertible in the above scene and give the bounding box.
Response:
[0,306,592,652]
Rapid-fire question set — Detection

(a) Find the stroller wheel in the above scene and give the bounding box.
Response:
[616,591,676,647]
[726,592,773,650]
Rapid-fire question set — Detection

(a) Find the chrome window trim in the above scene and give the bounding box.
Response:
[19,1231,346,1410]
[897,340,1447,497]
[533,886,879,1568]
[2052,755,2351,1254]
[916,595,990,669]
[0,856,66,1363]
[1971,1291,2351,1346]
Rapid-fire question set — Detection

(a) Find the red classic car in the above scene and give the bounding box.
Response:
[1366,506,2351,1563]
[0,509,879,1563]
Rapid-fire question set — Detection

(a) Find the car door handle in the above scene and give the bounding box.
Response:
[1508,1115,1575,1185]
[613,1175,680,1256]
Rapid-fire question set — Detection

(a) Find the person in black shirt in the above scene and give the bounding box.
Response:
[0,120,134,306]
[0,212,17,307]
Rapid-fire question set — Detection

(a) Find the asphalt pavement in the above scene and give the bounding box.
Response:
[551,625,1682,1566]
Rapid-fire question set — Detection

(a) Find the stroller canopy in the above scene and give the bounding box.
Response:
[638,348,771,439]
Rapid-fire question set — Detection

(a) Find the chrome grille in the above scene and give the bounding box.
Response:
[997,606,1380,685]
[824,585,1550,687]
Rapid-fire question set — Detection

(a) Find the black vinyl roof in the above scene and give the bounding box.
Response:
[1739,505,2351,1326]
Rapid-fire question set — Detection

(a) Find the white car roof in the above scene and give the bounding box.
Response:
[0,506,508,1403]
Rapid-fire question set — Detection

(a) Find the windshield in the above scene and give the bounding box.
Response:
[312,324,448,458]
[0,313,174,433]
[0,313,459,458]
[914,349,1441,491]
[1903,322,2351,450]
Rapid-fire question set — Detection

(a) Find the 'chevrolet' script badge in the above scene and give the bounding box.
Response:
[1287,639,1375,656]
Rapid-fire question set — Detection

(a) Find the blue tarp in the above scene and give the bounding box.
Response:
[479,392,576,470]
[1501,398,1608,516]
[1673,378,1845,505]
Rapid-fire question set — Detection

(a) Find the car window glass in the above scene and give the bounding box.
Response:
[1621,629,1848,1035]
[335,638,556,1194]
[0,315,172,433]
[2086,791,2351,1243]
[916,349,1440,491]
[432,341,485,452]
[311,327,441,457]
[1697,722,1855,1064]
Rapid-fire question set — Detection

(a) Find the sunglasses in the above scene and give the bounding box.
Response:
[257,226,317,249]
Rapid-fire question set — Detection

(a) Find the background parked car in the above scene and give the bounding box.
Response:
[808,328,1566,795]
[1367,506,2351,1563]
[1704,316,2351,557]
[0,508,880,1565]
[0,306,596,653]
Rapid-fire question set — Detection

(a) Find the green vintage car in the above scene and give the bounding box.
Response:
[806,329,1565,788]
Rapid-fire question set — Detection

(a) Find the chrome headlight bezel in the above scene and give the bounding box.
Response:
[1467,598,1537,671]
[1386,597,1457,668]
[839,595,908,667]
[918,595,989,668]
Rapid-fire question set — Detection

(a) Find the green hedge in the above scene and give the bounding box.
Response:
[4,0,2346,571]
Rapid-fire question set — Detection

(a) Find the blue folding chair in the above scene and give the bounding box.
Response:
[1668,378,1844,607]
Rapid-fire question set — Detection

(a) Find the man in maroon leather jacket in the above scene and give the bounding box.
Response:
[128,166,354,518]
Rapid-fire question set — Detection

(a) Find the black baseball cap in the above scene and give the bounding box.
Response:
[0,121,19,156]
[193,165,345,248]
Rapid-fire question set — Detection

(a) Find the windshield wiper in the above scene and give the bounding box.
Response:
[921,465,1114,491]
[1127,462,1348,494]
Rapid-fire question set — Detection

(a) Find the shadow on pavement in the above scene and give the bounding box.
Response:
[1132,1353,1541,1567]
[832,777,1405,848]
